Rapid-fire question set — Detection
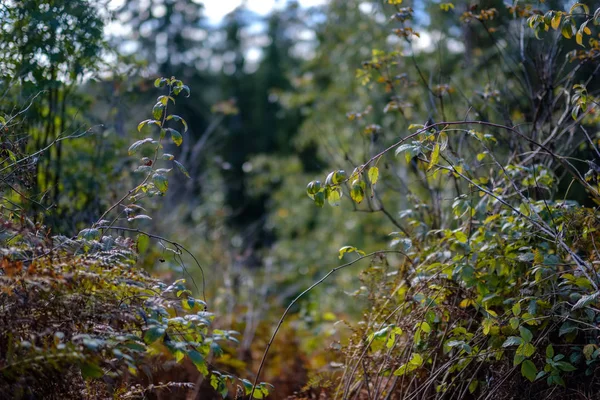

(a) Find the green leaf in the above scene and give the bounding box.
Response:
[314,191,325,207]
[502,336,523,347]
[157,95,174,106]
[173,160,190,178]
[80,362,104,379]
[138,119,159,132]
[143,326,165,344]
[124,342,146,353]
[78,228,100,241]
[350,181,365,203]
[167,115,188,132]
[521,360,537,382]
[210,374,219,391]
[128,138,154,155]
[559,321,577,337]
[395,143,416,157]
[482,318,494,335]
[519,326,533,343]
[259,383,273,396]
[583,344,596,360]
[468,379,478,394]
[137,234,150,253]
[556,361,577,372]
[168,128,183,146]
[153,174,169,193]
[572,292,599,310]
[306,181,321,198]
[390,236,412,251]
[546,345,554,359]
[368,166,379,184]
[128,215,152,222]
[152,102,165,120]
[410,353,424,366]
[327,187,342,206]
[512,302,521,316]
[509,317,520,330]
[513,353,525,366]
[455,231,468,243]
[332,170,347,184]
[188,350,209,376]
[547,374,565,386]
[154,77,167,87]
[241,379,254,395]
[393,353,424,376]
[522,342,535,357]
[180,85,191,97]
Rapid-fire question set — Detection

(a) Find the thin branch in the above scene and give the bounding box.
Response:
[95,225,206,302]
[250,250,410,399]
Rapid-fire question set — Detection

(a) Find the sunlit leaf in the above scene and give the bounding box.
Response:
[128,138,154,155]
[153,174,169,193]
[327,187,342,206]
[368,166,379,184]
[350,181,365,203]
[338,246,366,259]
[428,143,440,170]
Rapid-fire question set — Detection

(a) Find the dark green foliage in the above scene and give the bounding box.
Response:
[4,0,600,399]
[0,224,231,398]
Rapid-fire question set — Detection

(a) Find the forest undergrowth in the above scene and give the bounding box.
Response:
[2,1,600,399]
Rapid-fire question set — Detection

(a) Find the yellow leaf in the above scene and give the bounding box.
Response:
[350,181,365,204]
[428,143,440,171]
[569,2,589,15]
[484,214,499,224]
[455,231,468,243]
[486,308,498,317]
[368,166,379,185]
[459,299,473,308]
[551,14,561,30]
[323,312,336,321]
[562,24,573,39]
[440,3,454,12]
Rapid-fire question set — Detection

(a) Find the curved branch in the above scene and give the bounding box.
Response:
[96,225,206,302]
[250,250,412,399]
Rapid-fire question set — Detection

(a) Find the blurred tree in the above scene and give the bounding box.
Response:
[0,0,109,231]
[113,0,208,76]
[216,5,307,251]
